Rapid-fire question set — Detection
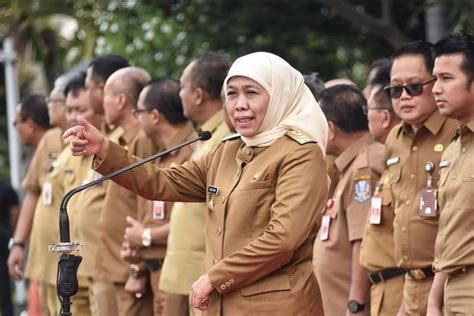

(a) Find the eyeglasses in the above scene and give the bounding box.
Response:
[384,78,436,99]
[132,108,153,117]
[362,105,390,115]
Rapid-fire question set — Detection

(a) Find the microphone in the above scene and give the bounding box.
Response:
[49,130,212,316]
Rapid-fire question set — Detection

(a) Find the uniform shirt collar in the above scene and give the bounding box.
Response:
[119,123,141,146]
[200,110,225,134]
[335,132,373,173]
[165,122,196,155]
[398,109,446,138]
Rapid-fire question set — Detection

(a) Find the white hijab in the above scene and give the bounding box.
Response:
[224,52,328,153]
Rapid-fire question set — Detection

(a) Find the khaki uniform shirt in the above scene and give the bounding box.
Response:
[138,123,197,260]
[385,111,457,269]
[94,125,156,283]
[94,130,327,316]
[314,133,385,316]
[159,110,231,295]
[21,127,64,193]
[434,122,474,273]
[360,169,398,272]
[75,126,123,277]
[23,127,66,284]
[26,145,90,285]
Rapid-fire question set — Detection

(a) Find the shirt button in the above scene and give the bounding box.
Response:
[401,226,407,232]
[213,259,218,264]
[225,281,230,287]
[403,255,409,261]
[412,146,418,152]
[229,279,235,284]
[220,284,226,290]
[462,147,467,153]
[434,258,439,263]
[452,174,457,180]
[410,174,415,180]
[405,200,411,206]
[217,227,222,235]
[245,148,251,155]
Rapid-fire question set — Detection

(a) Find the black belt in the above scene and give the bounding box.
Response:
[406,267,435,280]
[369,268,406,284]
[145,259,163,272]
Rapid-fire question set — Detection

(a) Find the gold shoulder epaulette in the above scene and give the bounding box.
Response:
[221,133,241,142]
[286,130,315,144]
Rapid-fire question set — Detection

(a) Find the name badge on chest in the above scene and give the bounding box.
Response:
[153,201,165,220]
[370,183,383,224]
[207,185,219,195]
[320,199,334,241]
[42,182,53,206]
[419,161,437,217]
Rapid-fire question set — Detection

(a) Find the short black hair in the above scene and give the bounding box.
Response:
[143,78,187,124]
[64,71,86,98]
[435,33,474,81]
[319,85,368,133]
[88,54,129,83]
[392,41,436,73]
[304,72,325,101]
[19,94,51,129]
[368,58,392,87]
[190,51,231,100]
[373,85,394,112]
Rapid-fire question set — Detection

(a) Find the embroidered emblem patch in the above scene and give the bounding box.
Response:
[354,180,371,202]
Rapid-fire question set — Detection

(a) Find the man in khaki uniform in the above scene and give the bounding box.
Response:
[360,76,403,315]
[159,52,231,316]
[121,78,197,315]
[93,67,155,315]
[427,34,474,315]
[313,85,385,316]
[383,41,457,315]
[27,73,102,315]
[76,54,129,316]
[7,93,59,316]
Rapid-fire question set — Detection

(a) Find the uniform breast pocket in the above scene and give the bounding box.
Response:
[388,165,401,184]
[236,181,275,236]
[458,175,474,207]
[239,180,273,191]
[240,272,291,297]
[439,169,449,187]
[381,186,392,207]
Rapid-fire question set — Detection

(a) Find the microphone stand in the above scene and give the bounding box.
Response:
[48,131,211,316]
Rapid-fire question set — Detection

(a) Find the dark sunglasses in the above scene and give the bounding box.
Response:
[384,77,436,99]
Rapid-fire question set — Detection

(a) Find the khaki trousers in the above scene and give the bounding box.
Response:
[162,292,189,316]
[444,269,474,315]
[370,274,404,316]
[150,269,168,315]
[402,275,433,316]
[89,279,118,316]
[115,282,153,316]
[72,285,92,316]
[45,283,61,316]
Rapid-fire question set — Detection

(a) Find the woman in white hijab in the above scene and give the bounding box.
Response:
[65,52,329,315]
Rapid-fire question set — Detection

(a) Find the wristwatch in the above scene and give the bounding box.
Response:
[129,264,145,279]
[347,300,365,313]
[141,228,151,247]
[8,238,25,250]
